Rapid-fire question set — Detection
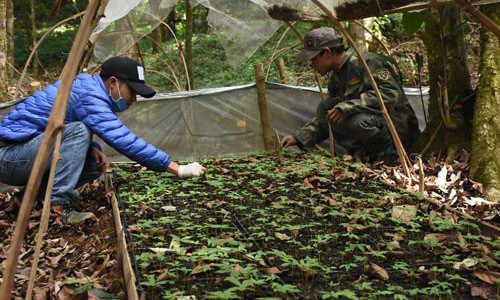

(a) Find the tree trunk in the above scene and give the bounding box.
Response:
[29,0,40,75]
[348,21,366,52]
[193,5,209,34]
[149,0,163,54]
[0,0,9,101]
[185,0,194,90]
[470,4,500,203]
[6,0,13,80]
[151,26,163,54]
[164,9,176,40]
[115,18,130,55]
[413,6,473,161]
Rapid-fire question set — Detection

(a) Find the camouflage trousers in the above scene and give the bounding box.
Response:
[331,113,394,157]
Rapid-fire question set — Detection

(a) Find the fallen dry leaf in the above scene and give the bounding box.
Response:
[472,270,500,285]
[392,205,417,222]
[470,282,496,298]
[275,232,291,241]
[263,267,284,275]
[190,263,212,276]
[364,263,389,281]
[161,205,177,212]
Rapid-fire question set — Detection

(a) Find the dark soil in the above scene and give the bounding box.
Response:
[113,151,499,300]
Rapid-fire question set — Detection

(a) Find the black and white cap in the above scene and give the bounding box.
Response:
[100,56,156,98]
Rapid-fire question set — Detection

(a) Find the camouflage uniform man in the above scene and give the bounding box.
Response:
[281,27,418,161]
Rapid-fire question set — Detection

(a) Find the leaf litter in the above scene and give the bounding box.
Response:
[0,148,497,299]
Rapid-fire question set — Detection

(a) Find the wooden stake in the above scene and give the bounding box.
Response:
[0,1,106,297]
[277,58,288,84]
[28,81,41,94]
[254,64,274,152]
[275,129,282,147]
[25,133,62,300]
[417,156,425,193]
[328,125,335,157]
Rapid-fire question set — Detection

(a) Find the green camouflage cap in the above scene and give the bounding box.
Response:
[296,27,344,61]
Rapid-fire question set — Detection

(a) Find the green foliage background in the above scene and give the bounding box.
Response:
[11,1,436,94]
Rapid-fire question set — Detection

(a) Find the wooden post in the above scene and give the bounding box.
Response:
[0,0,107,298]
[254,64,274,152]
[29,81,41,94]
[277,58,288,84]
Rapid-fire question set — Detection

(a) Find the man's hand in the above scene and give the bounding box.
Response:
[91,147,107,171]
[178,162,206,178]
[327,108,345,125]
[281,135,298,148]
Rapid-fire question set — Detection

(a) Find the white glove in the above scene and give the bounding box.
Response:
[178,162,206,178]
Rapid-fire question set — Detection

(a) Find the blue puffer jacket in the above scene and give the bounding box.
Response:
[0,74,171,172]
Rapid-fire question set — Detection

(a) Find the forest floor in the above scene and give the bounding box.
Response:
[0,150,498,299]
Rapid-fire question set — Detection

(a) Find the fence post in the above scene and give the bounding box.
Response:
[277,58,288,84]
[254,63,274,152]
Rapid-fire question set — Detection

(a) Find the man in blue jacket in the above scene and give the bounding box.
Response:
[0,56,205,224]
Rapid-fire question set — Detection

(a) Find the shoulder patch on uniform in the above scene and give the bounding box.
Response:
[376,69,391,81]
[348,77,361,85]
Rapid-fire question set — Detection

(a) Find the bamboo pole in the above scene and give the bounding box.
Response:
[25,133,62,300]
[277,58,288,84]
[254,64,274,152]
[310,0,412,179]
[0,0,106,297]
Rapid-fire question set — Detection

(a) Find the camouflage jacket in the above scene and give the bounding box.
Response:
[295,51,419,149]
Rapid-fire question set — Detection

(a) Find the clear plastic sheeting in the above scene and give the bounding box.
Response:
[193,0,282,67]
[89,0,500,66]
[90,83,429,162]
[98,83,326,162]
[90,0,177,62]
[0,83,429,162]
[89,0,335,65]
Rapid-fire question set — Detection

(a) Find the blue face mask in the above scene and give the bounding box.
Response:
[109,80,128,112]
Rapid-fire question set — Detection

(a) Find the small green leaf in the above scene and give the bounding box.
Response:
[402,10,427,35]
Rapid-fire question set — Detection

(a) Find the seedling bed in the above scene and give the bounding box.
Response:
[113,151,498,299]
